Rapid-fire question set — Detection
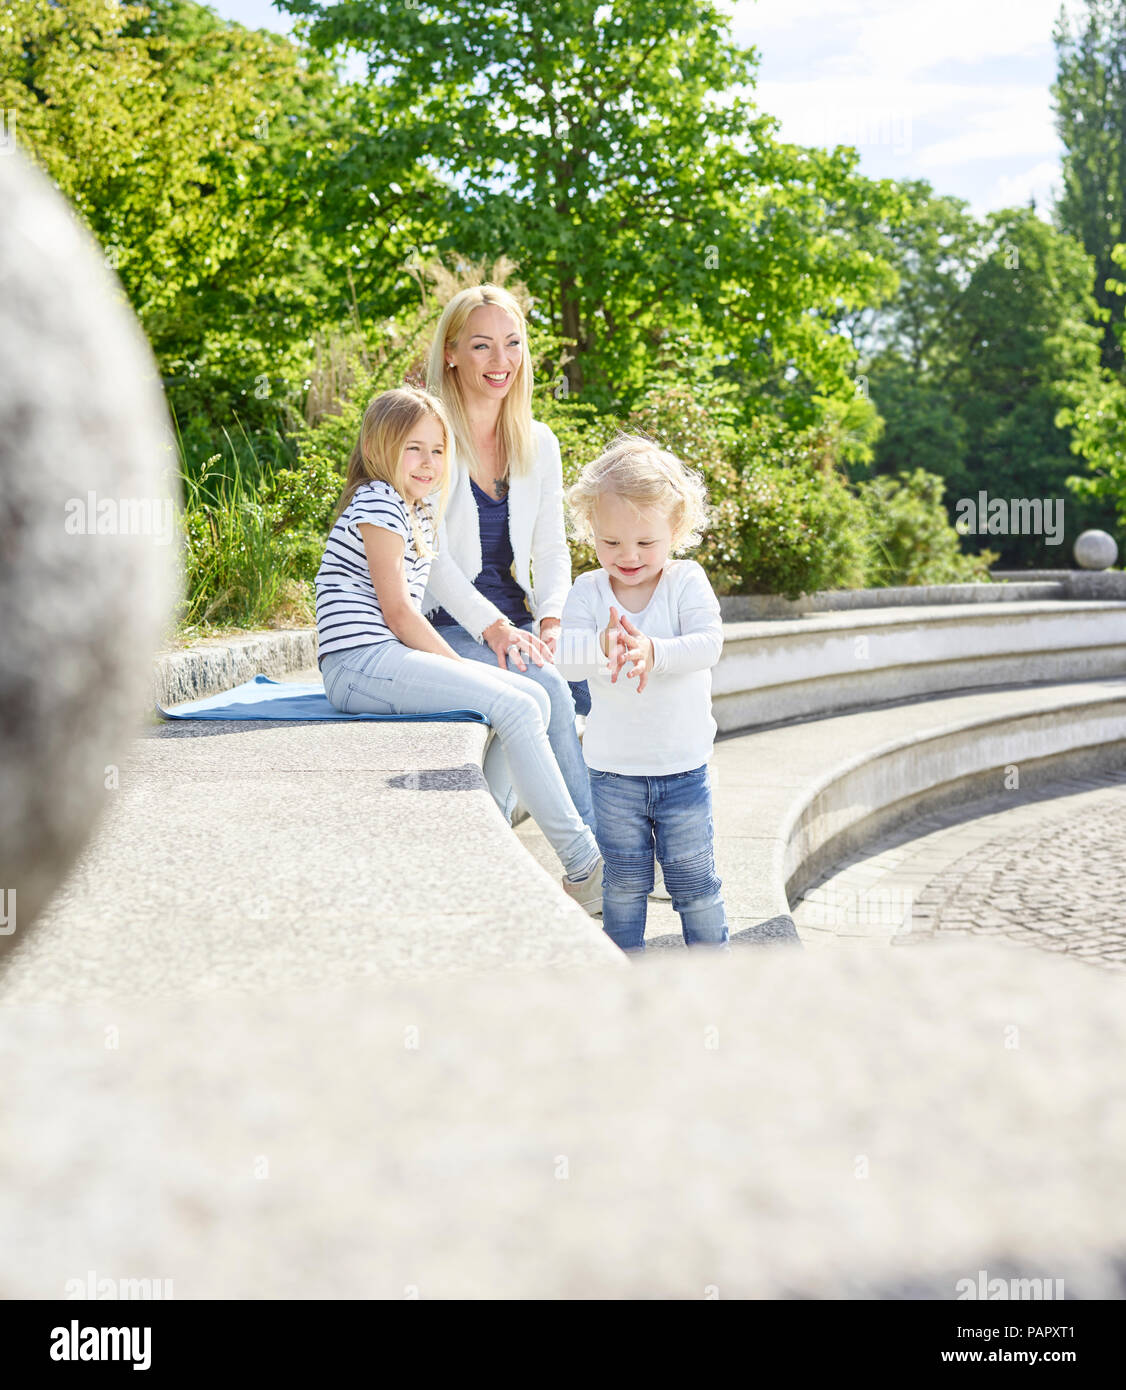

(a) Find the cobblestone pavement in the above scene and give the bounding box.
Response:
[793,771,1126,971]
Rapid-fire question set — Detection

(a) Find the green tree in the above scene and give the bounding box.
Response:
[0,0,442,445]
[843,183,979,484]
[281,0,905,420]
[858,470,997,587]
[1059,239,1126,540]
[953,207,1106,563]
[847,183,1107,563]
[1052,0,1126,373]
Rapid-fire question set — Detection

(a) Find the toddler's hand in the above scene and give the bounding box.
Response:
[617,612,653,693]
[601,605,626,680]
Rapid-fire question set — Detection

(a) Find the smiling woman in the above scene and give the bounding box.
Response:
[420,285,600,867]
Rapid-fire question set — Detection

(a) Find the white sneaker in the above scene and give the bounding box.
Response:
[563,858,603,916]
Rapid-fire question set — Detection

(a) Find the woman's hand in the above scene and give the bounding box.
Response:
[617,612,654,693]
[482,616,551,672]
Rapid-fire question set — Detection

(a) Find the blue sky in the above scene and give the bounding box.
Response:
[210,0,1089,219]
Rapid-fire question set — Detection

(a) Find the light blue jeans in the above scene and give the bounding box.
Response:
[320,641,599,881]
[435,618,596,837]
[590,764,729,955]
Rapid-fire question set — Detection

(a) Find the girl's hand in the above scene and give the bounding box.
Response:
[482,616,550,672]
[617,612,654,693]
[538,616,561,658]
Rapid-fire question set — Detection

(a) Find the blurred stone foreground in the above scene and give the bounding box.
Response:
[2,943,1126,1300]
[2,154,1125,1302]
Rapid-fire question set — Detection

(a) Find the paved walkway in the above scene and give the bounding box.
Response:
[517,733,1126,961]
[793,770,1126,969]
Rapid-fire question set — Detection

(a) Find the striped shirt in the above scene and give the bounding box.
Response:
[315,479,434,661]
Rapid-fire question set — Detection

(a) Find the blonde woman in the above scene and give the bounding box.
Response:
[316,387,602,910]
[422,284,597,848]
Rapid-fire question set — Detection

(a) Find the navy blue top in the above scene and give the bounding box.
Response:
[431,477,531,629]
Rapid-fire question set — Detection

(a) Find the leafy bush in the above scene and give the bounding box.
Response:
[717,425,867,594]
[174,274,995,628]
[592,378,872,599]
[533,386,621,574]
[857,469,999,586]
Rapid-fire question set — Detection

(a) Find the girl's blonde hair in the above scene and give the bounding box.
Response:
[426,284,534,482]
[334,387,453,558]
[567,434,710,554]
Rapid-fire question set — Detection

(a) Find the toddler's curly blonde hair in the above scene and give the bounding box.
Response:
[566,434,710,554]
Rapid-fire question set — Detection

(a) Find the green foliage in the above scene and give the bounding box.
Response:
[956,210,1104,544]
[857,470,999,587]
[6,2,1014,623]
[850,360,969,487]
[854,191,1112,563]
[1058,237,1126,537]
[281,0,906,420]
[179,448,315,630]
[543,368,876,600]
[2,0,442,447]
[720,422,871,599]
[1052,0,1126,373]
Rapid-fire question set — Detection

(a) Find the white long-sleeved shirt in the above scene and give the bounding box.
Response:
[556,559,724,775]
[421,420,572,641]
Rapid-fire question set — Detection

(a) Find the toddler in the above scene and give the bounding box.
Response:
[556,435,729,954]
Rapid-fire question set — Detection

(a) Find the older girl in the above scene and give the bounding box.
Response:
[316,387,602,911]
[422,285,595,838]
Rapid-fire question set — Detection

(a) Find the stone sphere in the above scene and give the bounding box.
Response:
[1074,529,1118,570]
[0,153,180,953]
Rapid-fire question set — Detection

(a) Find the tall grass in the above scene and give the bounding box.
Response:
[174,409,315,631]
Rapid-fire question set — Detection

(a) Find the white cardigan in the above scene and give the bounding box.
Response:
[422,419,573,642]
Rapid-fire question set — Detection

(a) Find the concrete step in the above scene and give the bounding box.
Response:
[715,599,1126,730]
[519,675,1126,940]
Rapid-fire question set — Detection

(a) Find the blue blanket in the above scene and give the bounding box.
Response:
[159,674,489,724]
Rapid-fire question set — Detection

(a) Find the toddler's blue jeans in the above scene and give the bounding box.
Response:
[589,763,730,954]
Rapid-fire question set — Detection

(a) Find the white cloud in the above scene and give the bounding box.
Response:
[973,159,1064,217]
[731,0,1088,70]
[731,0,1092,210]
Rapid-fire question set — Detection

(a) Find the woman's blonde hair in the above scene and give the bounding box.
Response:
[427,284,534,482]
[334,387,453,558]
[566,434,710,554]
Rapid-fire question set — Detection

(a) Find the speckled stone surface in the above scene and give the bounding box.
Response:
[0,938,1122,1299]
[154,630,319,707]
[0,153,178,948]
[0,719,621,1005]
[1074,529,1118,570]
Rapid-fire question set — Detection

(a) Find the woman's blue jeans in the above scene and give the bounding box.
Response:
[589,764,729,954]
[434,619,595,837]
[320,641,599,881]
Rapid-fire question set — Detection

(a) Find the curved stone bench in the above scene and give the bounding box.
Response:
[155,629,318,708]
[517,670,1126,940]
[0,714,622,1007]
[135,603,1126,973]
[707,675,1126,931]
[720,578,1068,619]
[714,599,1126,732]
